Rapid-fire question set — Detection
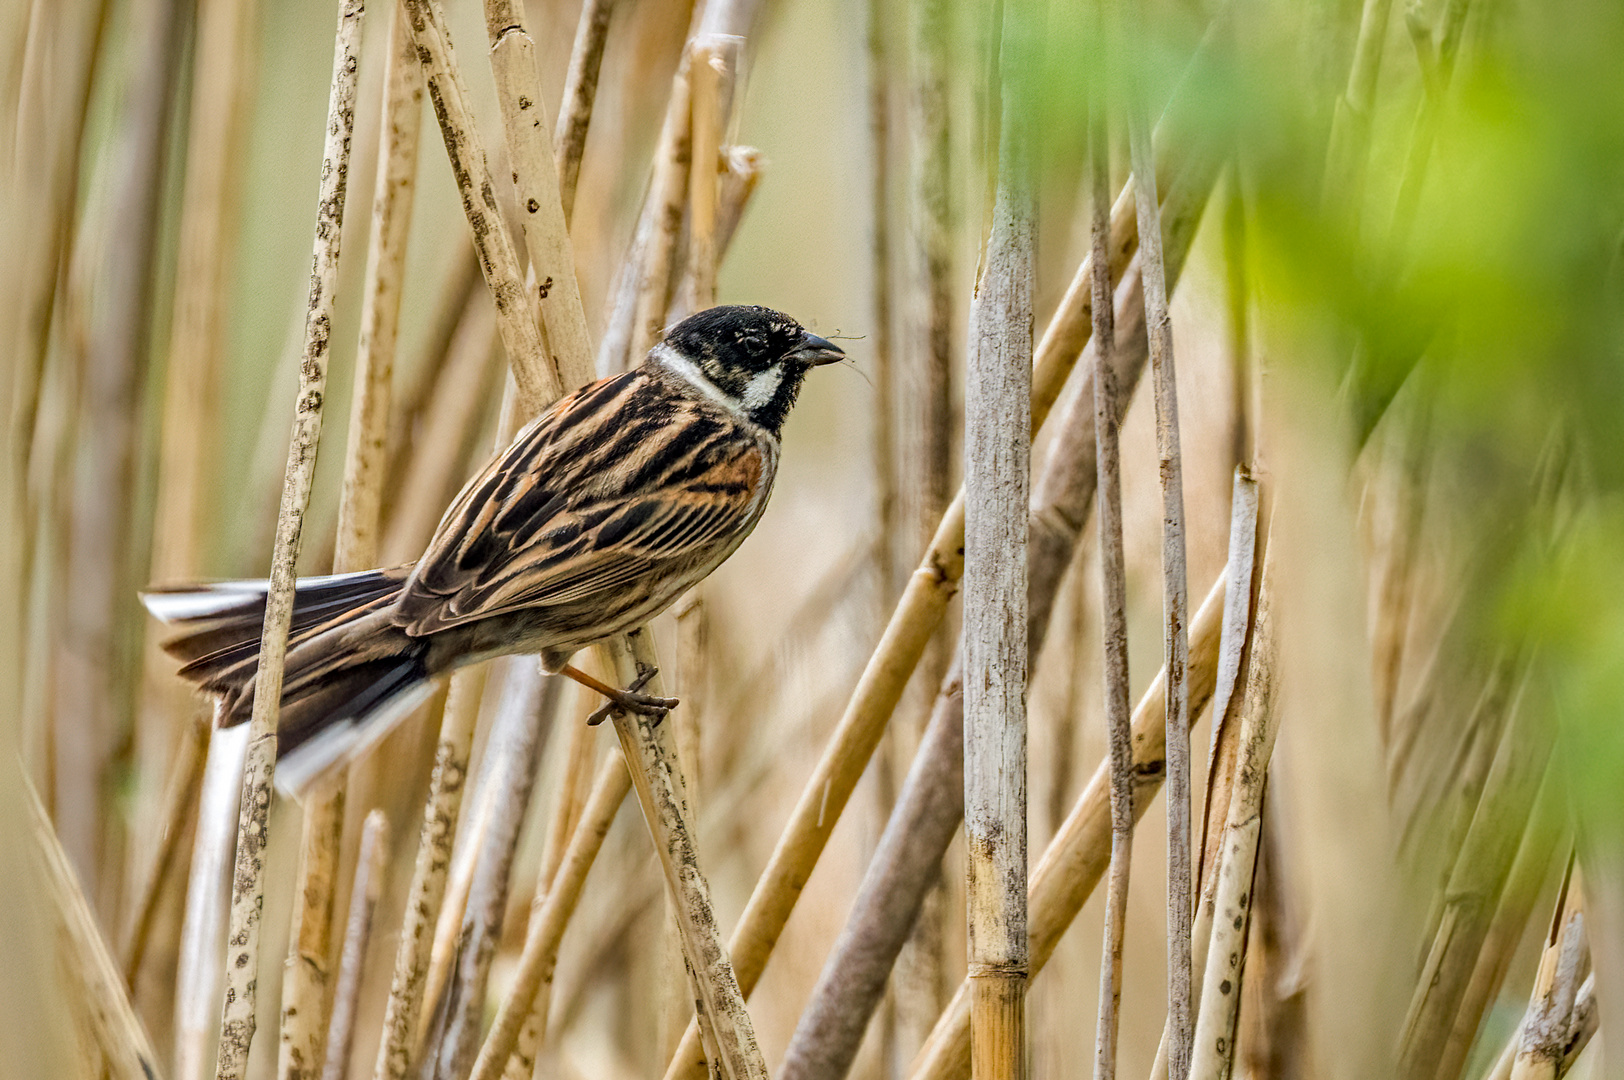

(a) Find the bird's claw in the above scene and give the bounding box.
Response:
[585,668,679,726]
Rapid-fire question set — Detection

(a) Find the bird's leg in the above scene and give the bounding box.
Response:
[561,664,679,726]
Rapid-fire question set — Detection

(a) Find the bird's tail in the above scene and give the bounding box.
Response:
[143,566,436,796]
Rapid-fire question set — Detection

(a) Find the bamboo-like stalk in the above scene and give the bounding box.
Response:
[320,810,390,1080]
[214,7,364,1078]
[1087,86,1130,1080]
[400,0,560,415]
[370,662,488,1080]
[780,260,1153,1080]
[429,663,560,1080]
[483,0,595,393]
[469,754,634,1080]
[555,0,616,223]
[668,134,1218,1080]
[1124,10,1193,1074]
[963,0,1034,1070]
[597,630,769,1080]
[1188,549,1279,1080]
[907,572,1228,1080]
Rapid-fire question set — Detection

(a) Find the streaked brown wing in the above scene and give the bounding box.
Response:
[394,370,767,637]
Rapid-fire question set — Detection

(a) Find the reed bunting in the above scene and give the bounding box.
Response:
[144,305,844,795]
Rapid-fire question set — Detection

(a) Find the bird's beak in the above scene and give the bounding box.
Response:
[792,332,846,366]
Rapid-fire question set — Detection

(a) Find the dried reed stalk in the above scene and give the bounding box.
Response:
[175,715,247,1080]
[684,35,731,312]
[599,0,764,370]
[555,0,616,222]
[1188,547,1279,1080]
[122,713,209,984]
[1510,902,1587,1080]
[867,0,897,597]
[668,134,1218,1080]
[1236,792,1312,1080]
[150,0,257,587]
[61,0,184,928]
[401,0,559,415]
[779,261,1152,1080]
[469,752,632,1080]
[416,763,496,1054]
[278,780,345,1080]
[214,6,364,1077]
[963,0,1035,1069]
[24,776,164,1080]
[371,661,488,1080]
[598,630,768,1080]
[339,0,423,577]
[1396,679,1553,1080]
[287,24,425,1069]
[320,810,390,1080]
[495,684,597,1080]
[905,0,955,588]
[1087,87,1130,1080]
[1125,11,1194,1074]
[1148,471,1264,1080]
[1433,768,1567,1080]
[667,27,729,810]
[595,43,692,372]
[907,572,1228,1080]
[890,0,954,1049]
[147,0,257,1045]
[429,664,560,1080]
[1485,974,1596,1080]
[484,0,595,392]
[380,293,501,563]
[627,54,693,359]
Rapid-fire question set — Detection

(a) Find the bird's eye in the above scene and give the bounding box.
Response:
[739,334,766,357]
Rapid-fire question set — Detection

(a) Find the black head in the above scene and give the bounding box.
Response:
[651,305,844,435]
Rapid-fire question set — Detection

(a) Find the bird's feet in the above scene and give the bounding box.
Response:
[583,666,679,726]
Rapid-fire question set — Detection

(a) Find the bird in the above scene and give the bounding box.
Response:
[143,304,845,796]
